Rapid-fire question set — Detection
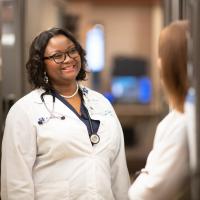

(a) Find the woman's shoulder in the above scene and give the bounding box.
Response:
[80,85,111,103]
[156,110,187,142]
[80,84,116,116]
[8,88,43,113]
[158,110,186,129]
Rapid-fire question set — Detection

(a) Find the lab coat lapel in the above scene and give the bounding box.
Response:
[32,88,79,120]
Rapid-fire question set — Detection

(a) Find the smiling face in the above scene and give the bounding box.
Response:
[44,34,81,88]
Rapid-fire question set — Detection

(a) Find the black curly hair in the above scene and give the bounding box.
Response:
[26,28,87,91]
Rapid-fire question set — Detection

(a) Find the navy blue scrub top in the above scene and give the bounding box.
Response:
[52,90,100,137]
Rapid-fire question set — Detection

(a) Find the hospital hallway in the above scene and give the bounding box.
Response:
[0,0,200,199]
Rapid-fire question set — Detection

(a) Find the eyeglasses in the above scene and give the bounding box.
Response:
[44,47,79,64]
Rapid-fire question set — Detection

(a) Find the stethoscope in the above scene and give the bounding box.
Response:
[39,90,100,145]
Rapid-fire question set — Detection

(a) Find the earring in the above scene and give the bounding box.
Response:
[44,72,49,84]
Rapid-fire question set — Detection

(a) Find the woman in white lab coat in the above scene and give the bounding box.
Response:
[128,20,190,200]
[1,28,130,200]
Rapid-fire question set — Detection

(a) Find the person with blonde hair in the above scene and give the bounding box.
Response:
[128,20,190,200]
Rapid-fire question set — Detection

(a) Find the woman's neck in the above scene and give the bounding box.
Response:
[169,97,184,113]
[53,82,78,96]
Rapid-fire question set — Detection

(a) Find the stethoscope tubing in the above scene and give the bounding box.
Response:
[40,91,100,144]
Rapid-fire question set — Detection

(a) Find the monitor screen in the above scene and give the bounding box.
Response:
[111,76,152,104]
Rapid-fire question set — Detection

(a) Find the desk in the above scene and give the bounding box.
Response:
[113,103,162,125]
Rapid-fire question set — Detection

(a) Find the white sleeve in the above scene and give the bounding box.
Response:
[1,104,36,200]
[111,114,130,200]
[128,118,189,200]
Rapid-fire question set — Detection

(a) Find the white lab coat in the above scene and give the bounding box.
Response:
[128,110,189,200]
[1,85,130,200]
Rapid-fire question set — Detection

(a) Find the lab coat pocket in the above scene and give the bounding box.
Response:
[35,181,69,200]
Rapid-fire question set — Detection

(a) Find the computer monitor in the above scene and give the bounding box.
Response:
[111,75,152,104]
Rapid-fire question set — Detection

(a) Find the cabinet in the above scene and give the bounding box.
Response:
[114,104,163,175]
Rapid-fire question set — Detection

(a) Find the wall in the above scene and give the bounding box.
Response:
[24,0,61,91]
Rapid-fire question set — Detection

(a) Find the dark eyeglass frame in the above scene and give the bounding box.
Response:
[43,47,79,64]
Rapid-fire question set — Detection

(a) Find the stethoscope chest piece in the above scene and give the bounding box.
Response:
[90,133,100,144]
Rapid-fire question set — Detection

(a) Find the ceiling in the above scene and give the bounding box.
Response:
[68,0,161,6]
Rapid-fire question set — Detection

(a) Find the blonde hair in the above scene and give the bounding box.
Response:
[159,20,189,113]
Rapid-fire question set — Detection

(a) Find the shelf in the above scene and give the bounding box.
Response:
[113,103,161,117]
